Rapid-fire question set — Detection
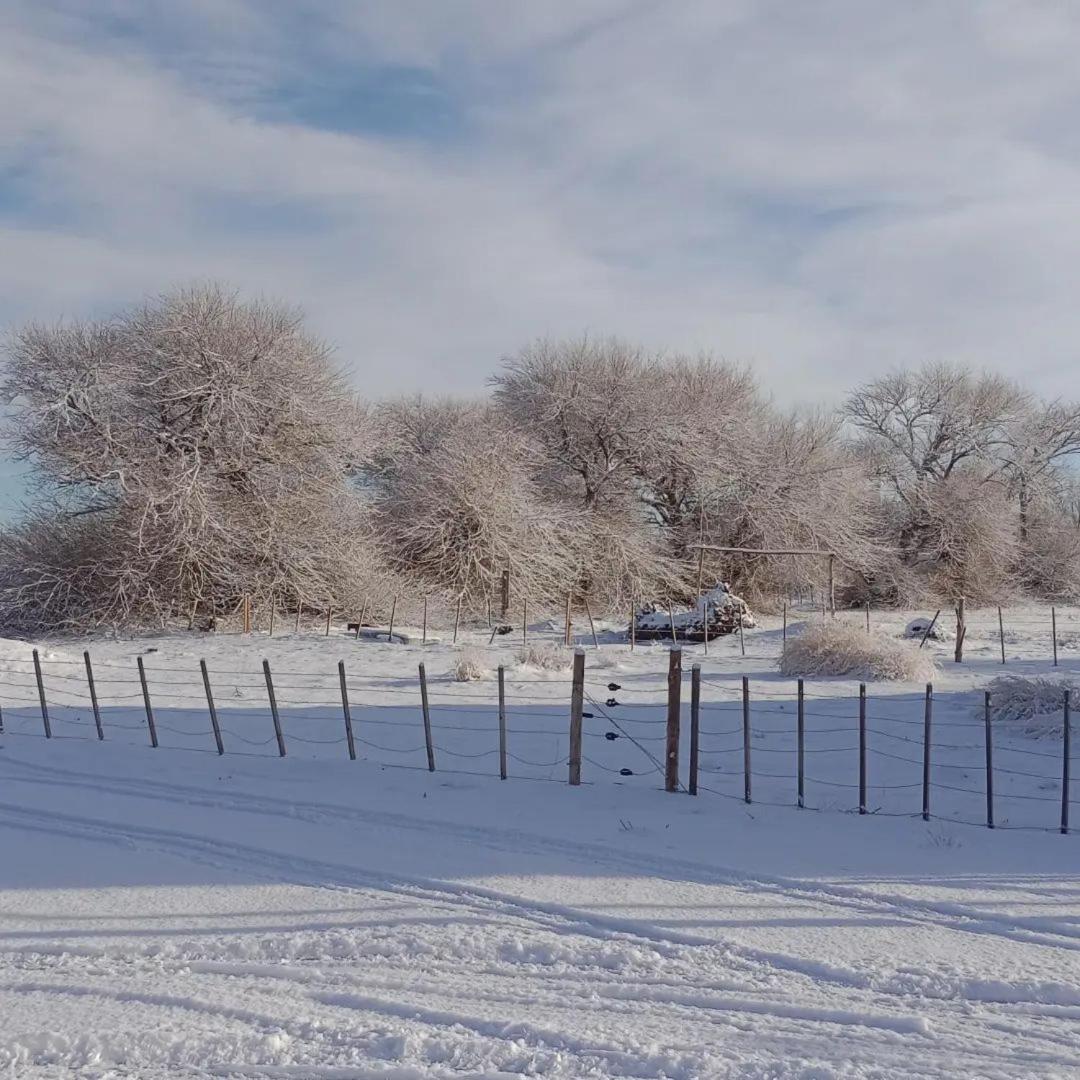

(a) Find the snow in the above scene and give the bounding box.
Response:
[1,603,1078,1077]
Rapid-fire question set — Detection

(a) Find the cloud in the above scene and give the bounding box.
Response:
[2,0,1080,407]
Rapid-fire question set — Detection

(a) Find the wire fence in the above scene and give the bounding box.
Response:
[0,648,1076,836]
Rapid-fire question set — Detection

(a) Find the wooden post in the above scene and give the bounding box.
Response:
[918,610,941,649]
[388,595,397,643]
[268,597,275,637]
[325,605,333,637]
[136,657,159,749]
[568,648,585,785]
[1052,606,1059,668]
[703,595,709,656]
[865,601,870,634]
[984,690,994,829]
[696,541,706,603]
[858,683,867,815]
[998,605,1006,664]
[689,663,701,796]
[629,599,636,651]
[200,659,224,755]
[523,597,529,646]
[454,596,462,645]
[263,659,286,757]
[84,651,104,741]
[738,613,746,657]
[418,662,435,771]
[584,597,599,649]
[243,594,252,634]
[356,597,369,640]
[500,568,510,617]
[668,604,677,643]
[486,590,492,629]
[565,594,572,647]
[954,596,966,663]
[1062,689,1071,835]
[338,660,356,761]
[783,603,788,645]
[828,554,835,616]
[922,683,933,821]
[498,664,507,780]
[188,598,198,631]
[32,649,51,739]
[422,596,428,645]
[665,647,682,793]
[294,601,302,634]
[797,678,805,808]
[742,675,752,804]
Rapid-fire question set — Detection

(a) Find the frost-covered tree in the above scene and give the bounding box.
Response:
[0,284,373,631]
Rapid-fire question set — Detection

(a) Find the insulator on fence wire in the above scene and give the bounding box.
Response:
[607,682,621,691]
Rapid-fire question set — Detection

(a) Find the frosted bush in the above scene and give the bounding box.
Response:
[779,621,936,682]
[984,675,1077,738]
[449,648,489,682]
[517,644,573,671]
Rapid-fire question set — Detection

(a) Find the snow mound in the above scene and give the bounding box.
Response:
[984,675,1077,738]
[780,621,936,681]
[903,617,954,642]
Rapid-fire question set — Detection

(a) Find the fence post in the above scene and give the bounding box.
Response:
[388,595,398,643]
[243,594,252,634]
[1062,689,1071,835]
[498,664,507,780]
[922,683,933,821]
[918,610,941,648]
[984,690,994,829]
[584,597,599,649]
[356,597,369,640]
[689,663,701,796]
[31,649,51,739]
[523,597,529,646]
[200,659,225,755]
[797,678,805,808]
[858,683,867,815]
[783,603,787,645]
[422,597,428,645]
[500,567,510,617]
[665,647,682,793]
[668,605,677,643]
[136,657,159,748]
[828,554,836,616]
[742,675,752,804]
[263,659,286,757]
[338,660,356,761]
[865,601,870,634]
[954,596,966,663]
[1052,606,1059,668]
[268,597,275,637]
[703,595,709,656]
[453,596,462,645]
[325,605,333,637]
[418,662,435,771]
[998,606,1006,664]
[84,651,104,741]
[629,600,636,651]
[565,595,572,647]
[294,601,302,634]
[569,648,585,785]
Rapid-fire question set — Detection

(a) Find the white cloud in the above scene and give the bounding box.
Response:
[2,0,1080,403]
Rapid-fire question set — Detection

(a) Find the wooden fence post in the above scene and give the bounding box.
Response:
[200,659,224,755]
[262,659,286,757]
[689,663,701,796]
[422,597,429,645]
[294,601,302,634]
[565,595,572,647]
[188,599,198,631]
[356,597,369,640]
[629,599,636,651]
[797,678,805,808]
[1052,606,1059,668]
[388,595,398,643]
[243,594,252,634]
[523,597,529,646]
[498,664,507,781]
[568,648,585,785]
[1062,689,1071,835]
[136,657,159,748]
[858,683,867,815]
[998,606,1006,664]
[918,610,941,648]
[453,596,462,645]
[32,649,51,739]
[339,660,356,761]
[325,605,333,637]
[742,675,752,804]
[668,604,677,643]
[418,662,435,771]
[584,597,599,649]
[922,683,933,821]
[738,613,746,657]
[665,647,682,793]
[828,554,836,616]
[268,597,275,637]
[984,690,994,829]
[84,651,104,741]
[865,601,870,634]
[500,568,511,618]
[783,603,787,645]
[954,596,966,663]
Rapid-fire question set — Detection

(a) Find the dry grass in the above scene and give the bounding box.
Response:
[984,675,1076,738]
[779,621,936,682]
[449,647,489,682]
[516,643,573,671]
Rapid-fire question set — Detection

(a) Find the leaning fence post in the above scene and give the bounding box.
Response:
[453,596,462,645]
[998,606,1006,664]
[338,660,356,761]
[689,663,701,796]
[584,596,599,649]
[1052,606,1059,668]
[263,659,286,757]
[984,690,994,828]
[922,683,933,821]
[797,678,805,808]
[84,651,104,740]
[569,648,585,785]
[1062,689,1071,835]
[738,614,746,657]
[31,649,51,739]
[742,675,752,804]
[665,646,682,793]
[498,664,507,780]
[858,683,867,815]
[356,597,369,640]
[418,662,435,771]
[200,659,224,755]
[388,595,398,643]
[136,657,159,748]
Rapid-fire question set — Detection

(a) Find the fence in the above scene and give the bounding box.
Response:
[0,646,1076,837]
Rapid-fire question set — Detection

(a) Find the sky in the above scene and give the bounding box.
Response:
[3,1,1080,513]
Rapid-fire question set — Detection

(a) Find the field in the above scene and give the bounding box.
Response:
[1,603,1078,1078]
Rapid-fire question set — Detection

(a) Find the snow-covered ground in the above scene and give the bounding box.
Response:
[1,604,1078,1077]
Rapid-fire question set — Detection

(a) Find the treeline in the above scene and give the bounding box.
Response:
[1,284,1078,633]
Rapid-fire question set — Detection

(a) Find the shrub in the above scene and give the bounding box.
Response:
[984,675,1076,738]
[516,643,573,671]
[449,647,489,682]
[779,621,936,681]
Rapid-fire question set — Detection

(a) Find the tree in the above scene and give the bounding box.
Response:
[0,284,372,631]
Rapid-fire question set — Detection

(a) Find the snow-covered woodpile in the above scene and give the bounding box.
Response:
[632,584,755,641]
